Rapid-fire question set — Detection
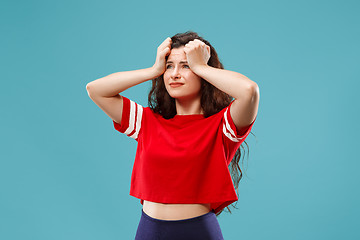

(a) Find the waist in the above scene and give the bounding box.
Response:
[143,200,211,220]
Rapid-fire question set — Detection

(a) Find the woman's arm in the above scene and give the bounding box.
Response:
[86,67,158,97]
[86,37,172,97]
[184,39,259,130]
[194,65,259,129]
[86,37,172,124]
[192,65,257,100]
[86,67,158,124]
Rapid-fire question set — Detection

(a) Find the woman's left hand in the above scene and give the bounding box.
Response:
[183,39,211,73]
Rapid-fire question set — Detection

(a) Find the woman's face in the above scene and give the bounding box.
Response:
[163,46,202,101]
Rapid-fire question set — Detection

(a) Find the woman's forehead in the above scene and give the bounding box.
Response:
[167,47,186,61]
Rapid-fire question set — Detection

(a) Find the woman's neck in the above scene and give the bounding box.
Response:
[175,96,203,115]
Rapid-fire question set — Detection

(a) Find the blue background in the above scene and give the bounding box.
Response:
[1,0,359,239]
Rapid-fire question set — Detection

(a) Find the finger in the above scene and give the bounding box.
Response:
[183,46,191,53]
[160,47,170,57]
[194,39,205,45]
[187,41,203,48]
[184,43,195,49]
[183,45,191,50]
[160,37,172,48]
[164,46,171,54]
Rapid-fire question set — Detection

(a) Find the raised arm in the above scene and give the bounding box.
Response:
[192,65,259,130]
[183,39,259,131]
[86,67,158,98]
[86,37,172,123]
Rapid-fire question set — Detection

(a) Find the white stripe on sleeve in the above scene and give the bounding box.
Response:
[129,103,143,140]
[124,100,137,136]
[223,108,245,142]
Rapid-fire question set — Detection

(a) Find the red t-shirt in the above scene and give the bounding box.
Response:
[113,96,256,214]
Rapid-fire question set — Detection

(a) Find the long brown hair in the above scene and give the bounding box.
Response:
[148,31,254,216]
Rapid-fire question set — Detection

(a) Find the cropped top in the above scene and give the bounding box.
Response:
[113,96,256,214]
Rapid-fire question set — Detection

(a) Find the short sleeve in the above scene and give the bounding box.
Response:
[113,96,144,141]
[222,101,256,164]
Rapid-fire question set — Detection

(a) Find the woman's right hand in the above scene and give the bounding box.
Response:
[152,37,172,78]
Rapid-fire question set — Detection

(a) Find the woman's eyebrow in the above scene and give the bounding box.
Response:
[166,61,188,64]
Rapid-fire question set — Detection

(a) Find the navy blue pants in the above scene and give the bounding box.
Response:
[134,208,224,240]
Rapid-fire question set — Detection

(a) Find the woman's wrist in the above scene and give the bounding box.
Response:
[191,64,211,78]
[150,65,164,79]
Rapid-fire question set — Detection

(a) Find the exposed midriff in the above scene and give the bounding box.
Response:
[143,200,212,220]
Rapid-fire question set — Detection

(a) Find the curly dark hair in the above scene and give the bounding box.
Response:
[148,31,254,217]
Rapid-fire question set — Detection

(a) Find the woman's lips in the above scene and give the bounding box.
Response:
[170,83,184,88]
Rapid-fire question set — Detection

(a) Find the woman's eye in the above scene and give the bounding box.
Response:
[166,65,189,69]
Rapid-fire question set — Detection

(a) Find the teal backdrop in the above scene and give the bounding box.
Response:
[1,0,359,239]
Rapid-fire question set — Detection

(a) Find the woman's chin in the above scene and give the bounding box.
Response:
[167,90,183,99]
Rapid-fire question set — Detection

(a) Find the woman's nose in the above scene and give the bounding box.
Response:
[171,66,181,78]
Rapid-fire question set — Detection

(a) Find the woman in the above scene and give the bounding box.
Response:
[86,31,259,239]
